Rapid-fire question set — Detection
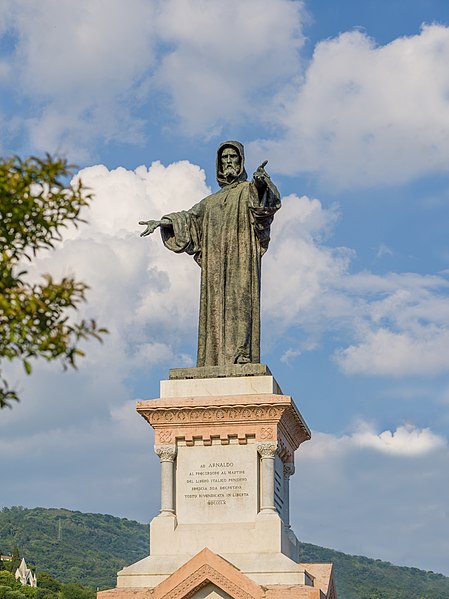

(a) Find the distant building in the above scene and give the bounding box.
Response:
[15,558,37,587]
[0,555,12,562]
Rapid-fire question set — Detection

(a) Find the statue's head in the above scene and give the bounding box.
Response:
[216,141,247,188]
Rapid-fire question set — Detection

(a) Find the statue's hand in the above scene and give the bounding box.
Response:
[139,219,161,237]
[253,160,270,191]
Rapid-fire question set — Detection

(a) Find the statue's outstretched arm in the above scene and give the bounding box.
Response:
[139,218,173,237]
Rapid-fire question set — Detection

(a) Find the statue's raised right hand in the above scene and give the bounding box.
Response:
[139,220,161,237]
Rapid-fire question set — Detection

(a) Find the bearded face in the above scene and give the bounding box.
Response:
[220,147,241,180]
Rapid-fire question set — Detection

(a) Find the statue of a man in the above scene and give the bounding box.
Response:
[140,141,281,367]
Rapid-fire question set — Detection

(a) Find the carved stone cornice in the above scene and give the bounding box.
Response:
[137,394,311,454]
[147,404,284,426]
[154,444,177,462]
[278,403,311,451]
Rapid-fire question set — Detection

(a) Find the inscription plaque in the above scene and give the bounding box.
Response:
[176,444,258,524]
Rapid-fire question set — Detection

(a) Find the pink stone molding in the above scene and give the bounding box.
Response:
[136,394,311,465]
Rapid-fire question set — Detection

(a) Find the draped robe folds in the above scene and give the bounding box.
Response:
[160,175,281,367]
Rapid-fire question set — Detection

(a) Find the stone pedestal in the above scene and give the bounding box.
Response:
[98,367,337,599]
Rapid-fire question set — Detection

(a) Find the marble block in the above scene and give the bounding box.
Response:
[160,375,282,398]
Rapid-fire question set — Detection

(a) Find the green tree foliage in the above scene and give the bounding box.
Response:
[0,572,18,590]
[14,587,34,598]
[35,590,58,599]
[59,584,95,599]
[0,507,148,589]
[36,573,60,593]
[0,155,107,408]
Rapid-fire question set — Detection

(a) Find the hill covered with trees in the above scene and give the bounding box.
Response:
[0,507,147,590]
[1,506,448,598]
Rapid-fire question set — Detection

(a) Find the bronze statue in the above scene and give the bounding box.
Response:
[140,141,281,367]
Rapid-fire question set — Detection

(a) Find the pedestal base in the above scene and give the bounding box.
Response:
[116,511,302,588]
[98,548,337,599]
[97,373,337,599]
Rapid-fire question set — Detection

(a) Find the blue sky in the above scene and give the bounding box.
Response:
[1,0,449,579]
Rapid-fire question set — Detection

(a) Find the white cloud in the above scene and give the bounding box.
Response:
[352,423,447,455]
[261,195,449,376]
[336,326,449,376]
[44,159,210,344]
[15,1,155,97]
[155,0,305,135]
[293,425,449,574]
[301,423,447,459]
[251,24,449,188]
[3,0,156,157]
[4,3,449,190]
[1,0,306,156]
[262,194,351,326]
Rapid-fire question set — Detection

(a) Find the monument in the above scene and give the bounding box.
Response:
[98,142,337,599]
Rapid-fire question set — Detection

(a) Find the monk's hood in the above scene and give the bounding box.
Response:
[216,140,248,188]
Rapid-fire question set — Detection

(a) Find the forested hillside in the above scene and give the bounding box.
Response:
[1,506,448,598]
[0,507,148,589]
[299,542,449,599]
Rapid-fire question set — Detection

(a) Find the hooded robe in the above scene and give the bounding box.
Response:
[160,141,281,367]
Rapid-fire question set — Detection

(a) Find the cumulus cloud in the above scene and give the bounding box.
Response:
[292,424,449,574]
[331,274,449,376]
[5,2,449,191]
[262,194,351,326]
[353,423,447,455]
[155,0,305,135]
[301,423,447,459]
[1,0,156,157]
[336,326,449,376]
[4,1,449,192]
[0,0,306,157]
[251,24,449,188]
[32,159,212,356]
[261,195,449,376]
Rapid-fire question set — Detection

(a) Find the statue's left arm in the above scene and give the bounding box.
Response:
[249,160,281,254]
[251,160,281,214]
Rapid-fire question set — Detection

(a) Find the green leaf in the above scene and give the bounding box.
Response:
[23,359,32,375]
